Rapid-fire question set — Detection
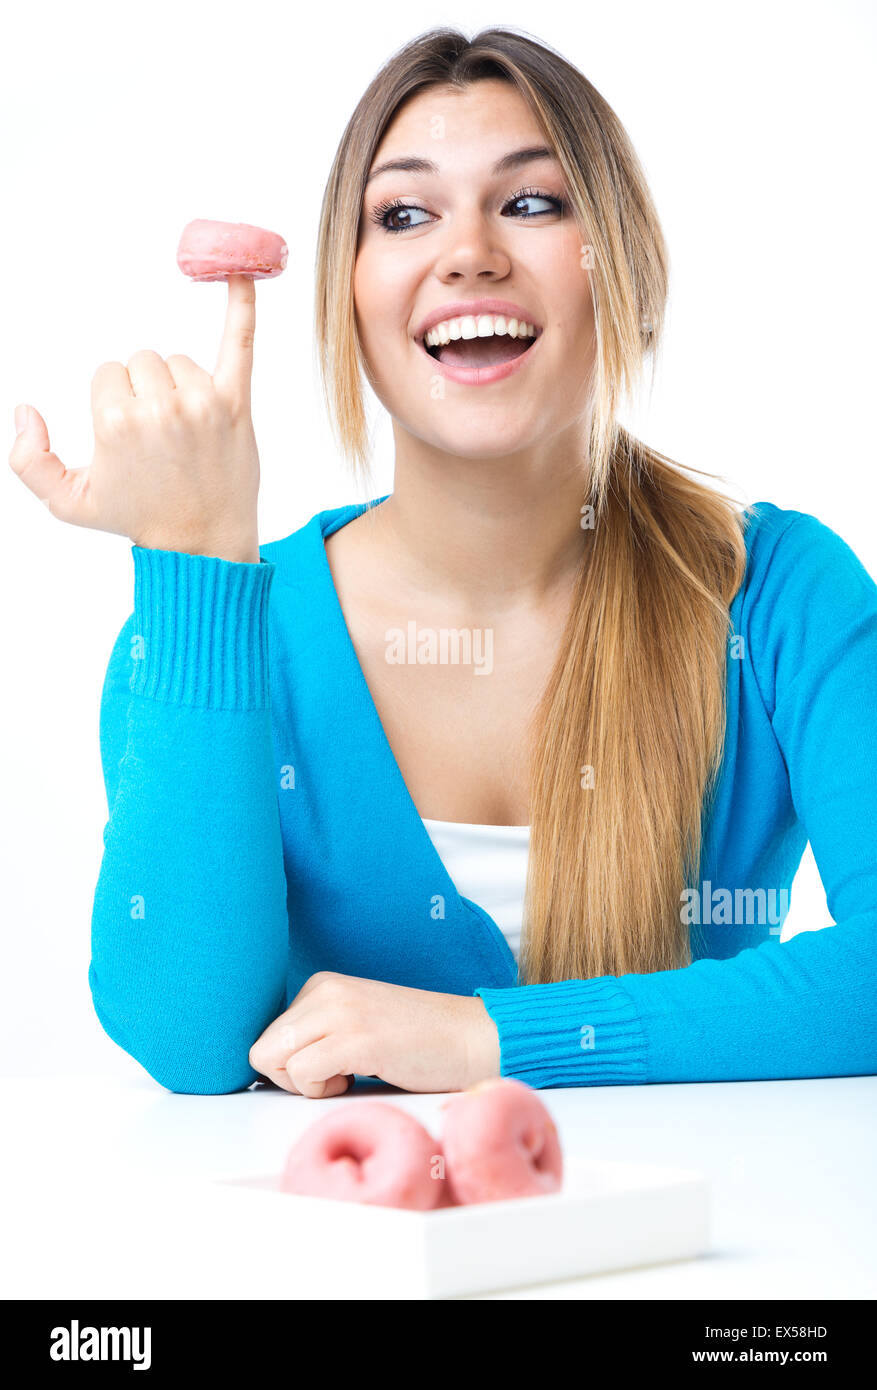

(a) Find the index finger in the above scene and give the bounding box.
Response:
[213,273,256,401]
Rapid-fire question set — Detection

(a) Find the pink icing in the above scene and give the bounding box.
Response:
[177,219,288,281]
[281,1101,445,1211]
[441,1078,563,1204]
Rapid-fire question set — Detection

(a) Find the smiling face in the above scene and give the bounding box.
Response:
[353,79,596,462]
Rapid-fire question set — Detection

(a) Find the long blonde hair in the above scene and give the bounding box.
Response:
[314,27,748,983]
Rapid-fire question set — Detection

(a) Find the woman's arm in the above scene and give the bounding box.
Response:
[475,511,877,1087]
[89,544,290,1094]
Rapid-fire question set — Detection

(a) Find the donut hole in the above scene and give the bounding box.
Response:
[531,1141,553,1173]
[518,1126,545,1164]
[326,1138,372,1167]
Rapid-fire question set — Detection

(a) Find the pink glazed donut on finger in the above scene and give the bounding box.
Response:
[281,1101,444,1211]
[176,219,288,281]
[442,1078,563,1205]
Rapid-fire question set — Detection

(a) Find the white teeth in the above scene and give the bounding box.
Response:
[423,314,538,348]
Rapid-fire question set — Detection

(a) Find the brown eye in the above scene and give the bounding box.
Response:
[370,199,432,234]
[504,188,566,218]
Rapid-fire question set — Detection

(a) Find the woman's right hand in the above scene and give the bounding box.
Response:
[8,274,263,564]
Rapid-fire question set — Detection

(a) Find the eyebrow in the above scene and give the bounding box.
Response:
[364,144,559,186]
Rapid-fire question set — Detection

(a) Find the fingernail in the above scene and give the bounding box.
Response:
[14,405,28,435]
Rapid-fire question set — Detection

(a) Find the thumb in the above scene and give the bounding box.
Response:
[9,404,94,527]
[213,273,256,403]
[15,402,46,448]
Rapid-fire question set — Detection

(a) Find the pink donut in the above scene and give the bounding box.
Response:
[281,1101,444,1211]
[441,1078,563,1204]
[177,219,288,282]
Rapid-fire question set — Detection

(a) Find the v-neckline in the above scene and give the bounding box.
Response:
[309,497,519,982]
[312,492,452,850]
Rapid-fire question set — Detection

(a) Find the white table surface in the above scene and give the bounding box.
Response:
[2,1071,874,1301]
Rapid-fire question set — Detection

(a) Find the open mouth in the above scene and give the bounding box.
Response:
[418,315,541,370]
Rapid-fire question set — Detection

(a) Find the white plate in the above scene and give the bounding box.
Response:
[211,1159,709,1299]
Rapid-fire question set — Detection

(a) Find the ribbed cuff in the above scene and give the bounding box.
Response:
[474,977,649,1088]
[130,546,275,708]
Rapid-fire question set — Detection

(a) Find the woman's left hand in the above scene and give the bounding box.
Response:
[248,972,502,1097]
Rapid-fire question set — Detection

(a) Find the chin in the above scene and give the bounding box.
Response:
[421,428,542,462]
[406,407,545,462]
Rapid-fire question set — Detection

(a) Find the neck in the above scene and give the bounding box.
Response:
[371,422,591,609]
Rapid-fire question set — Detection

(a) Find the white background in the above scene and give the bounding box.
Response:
[1,0,875,1080]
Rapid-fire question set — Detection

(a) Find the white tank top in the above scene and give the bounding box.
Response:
[421,818,530,961]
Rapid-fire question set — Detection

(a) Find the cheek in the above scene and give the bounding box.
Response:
[352,249,377,346]
[354,247,415,361]
[529,231,594,346]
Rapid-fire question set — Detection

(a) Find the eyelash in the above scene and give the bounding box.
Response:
[369,186,567,234]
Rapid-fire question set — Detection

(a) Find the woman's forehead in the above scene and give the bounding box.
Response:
[371,81,543,164]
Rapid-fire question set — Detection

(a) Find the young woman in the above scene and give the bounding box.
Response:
[11,28,877,1097]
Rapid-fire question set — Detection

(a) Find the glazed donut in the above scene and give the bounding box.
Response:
[441,1078,563,1204]
[176,219,288,282]
[281,1101,444,1210]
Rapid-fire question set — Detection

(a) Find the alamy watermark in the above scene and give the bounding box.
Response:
[50,1320,151,1370]
[681,881,789,933]
[385,622,494,675]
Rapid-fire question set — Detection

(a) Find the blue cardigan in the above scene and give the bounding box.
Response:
[89,498,877,1094]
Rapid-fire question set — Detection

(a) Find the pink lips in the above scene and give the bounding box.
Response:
[413,298,542,387]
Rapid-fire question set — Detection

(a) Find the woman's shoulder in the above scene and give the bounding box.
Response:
[737,499,876,609]
[733,499,877,713]
[257,501,376,581]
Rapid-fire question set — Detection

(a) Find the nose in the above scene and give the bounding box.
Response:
[431,208,511,283]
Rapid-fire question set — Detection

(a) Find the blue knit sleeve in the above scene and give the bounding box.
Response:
[89,546,290,1094]
[475,512,877,1086]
